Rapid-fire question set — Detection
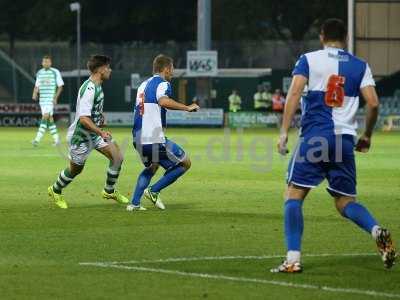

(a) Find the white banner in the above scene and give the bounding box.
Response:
[71,108,224,127]
[69,109,224,127]
[167,109,223,126]
[186,50,218,77]
[70,112,133,127]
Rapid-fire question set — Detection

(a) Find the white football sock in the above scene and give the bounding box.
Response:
[371,225,381,239]
[287,250,301,264]
[35,122,47,142]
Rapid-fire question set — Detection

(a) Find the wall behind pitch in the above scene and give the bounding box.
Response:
[59,71,133,112]
[57,70,292,112]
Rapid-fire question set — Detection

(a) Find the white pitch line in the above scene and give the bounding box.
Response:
[80,252,377,266]
[80,262,400,299]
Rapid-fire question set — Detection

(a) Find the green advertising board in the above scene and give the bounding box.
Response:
[228,112,280,128]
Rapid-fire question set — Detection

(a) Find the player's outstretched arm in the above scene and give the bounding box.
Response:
[159,96,199,112]
[79,116,111,140]
[356,86,379,152]
[278,75,307,155]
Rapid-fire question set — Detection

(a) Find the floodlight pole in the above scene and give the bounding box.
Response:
[197,0,211,51]
[77,5,81,86]
[70,2,81,89]
[196,0,212,107]
[348,0,355,54]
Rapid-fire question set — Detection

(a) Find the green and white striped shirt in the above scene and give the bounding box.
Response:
[35,68,64,105]
[67,79,105,145]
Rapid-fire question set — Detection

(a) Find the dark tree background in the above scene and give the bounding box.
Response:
[0,0,346,56]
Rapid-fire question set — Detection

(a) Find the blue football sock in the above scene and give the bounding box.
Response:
[285,199,304,251]
[132,168,154,206]
[150,165,186,193]
[342,201,378,234]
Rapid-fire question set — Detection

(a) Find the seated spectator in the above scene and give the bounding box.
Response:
[272,89,285,112]
[254,85,272,111]
[262,87,273,111]
[228,89,242,112]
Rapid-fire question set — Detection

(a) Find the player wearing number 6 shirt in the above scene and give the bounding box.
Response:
[127,54,200,211]
[271,19,396,273]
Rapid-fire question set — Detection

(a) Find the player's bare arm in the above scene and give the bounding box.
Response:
[356,86,379,153]
[278,74,307,155]
[53,86,63,104]
[32,87,39,101]
[79,116,111,140]
[158,96,200,112]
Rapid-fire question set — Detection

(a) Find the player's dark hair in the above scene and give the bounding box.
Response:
[42,55,52,60]
[153,54,173,74]
[321,18,347,43]
[87,55,111,73]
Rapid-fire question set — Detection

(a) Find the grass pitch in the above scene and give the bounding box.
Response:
[0,127,399,300]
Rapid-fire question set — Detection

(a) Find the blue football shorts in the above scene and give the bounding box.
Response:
[134,138,186,170]
[286,134,356,197]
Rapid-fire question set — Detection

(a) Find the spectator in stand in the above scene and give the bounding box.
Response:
[228,89,242,112]
[254,85,272,111]
[272,89,285,113]
[262,86,273,111]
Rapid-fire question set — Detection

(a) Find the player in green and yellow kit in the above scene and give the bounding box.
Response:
[48,55,128,208]
[32,55,64,146]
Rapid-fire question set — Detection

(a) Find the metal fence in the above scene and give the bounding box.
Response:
[0,40,321,76]
[0,49,35,102]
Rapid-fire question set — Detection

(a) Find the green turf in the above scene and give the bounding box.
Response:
[0,127,399,300]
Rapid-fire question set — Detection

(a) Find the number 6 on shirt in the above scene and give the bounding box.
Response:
[325,74,345,108]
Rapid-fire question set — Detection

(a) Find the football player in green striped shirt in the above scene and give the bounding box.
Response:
[48,55,129,208]
[32,55,64,146]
